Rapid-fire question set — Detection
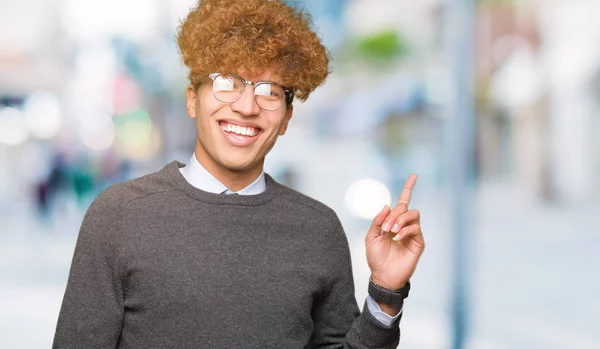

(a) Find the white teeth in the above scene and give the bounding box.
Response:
[220,122,258,137]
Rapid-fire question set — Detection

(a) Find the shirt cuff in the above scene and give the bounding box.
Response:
[366,295,403,327]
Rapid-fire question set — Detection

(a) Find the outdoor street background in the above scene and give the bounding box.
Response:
[1,0,599,348]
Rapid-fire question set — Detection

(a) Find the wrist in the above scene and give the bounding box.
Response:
[368,276,411,308]
[370,275,407,291]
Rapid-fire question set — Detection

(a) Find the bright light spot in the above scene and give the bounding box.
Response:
[23,92,62,139]
[79,116,116,151]
[0,107,29,146]
[117,127,162,161]
[345,178,392,219]
[80,109,114,132]
[114,109,158,160]
[491,46,542,109]
[115,109,151,146]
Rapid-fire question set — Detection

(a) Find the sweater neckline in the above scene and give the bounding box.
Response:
[165,160,277,206]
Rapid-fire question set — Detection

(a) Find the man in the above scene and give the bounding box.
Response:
[53,0,425,348]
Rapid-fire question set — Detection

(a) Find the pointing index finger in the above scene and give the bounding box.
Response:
[397,174,418,206]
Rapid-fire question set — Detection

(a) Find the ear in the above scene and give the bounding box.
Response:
[186,85,198,119]
[278,104,294,136]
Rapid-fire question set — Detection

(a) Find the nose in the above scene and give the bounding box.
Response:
[230,85,261,116]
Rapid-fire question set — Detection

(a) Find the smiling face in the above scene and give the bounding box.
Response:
[186,68,293,189]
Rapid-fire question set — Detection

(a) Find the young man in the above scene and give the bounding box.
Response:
[53,0,425,348]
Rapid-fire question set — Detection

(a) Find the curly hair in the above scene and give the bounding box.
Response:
[176,0,330,101]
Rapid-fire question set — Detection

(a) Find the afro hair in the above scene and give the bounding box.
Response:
[176,0,330,101]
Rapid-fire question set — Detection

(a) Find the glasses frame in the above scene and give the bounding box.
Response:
[207,73,294,111]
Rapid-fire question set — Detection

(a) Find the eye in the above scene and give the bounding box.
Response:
[213,75,236,91]
[255,83,282,98]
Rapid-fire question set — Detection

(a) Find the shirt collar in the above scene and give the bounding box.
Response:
[180,153,266,195]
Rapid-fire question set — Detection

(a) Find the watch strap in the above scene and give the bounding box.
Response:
[368,278,410,306]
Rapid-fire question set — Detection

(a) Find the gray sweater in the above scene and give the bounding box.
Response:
[53,161,401,348]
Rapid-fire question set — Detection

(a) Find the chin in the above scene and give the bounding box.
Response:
[218,157,262,173]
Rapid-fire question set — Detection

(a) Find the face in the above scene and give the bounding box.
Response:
[186,68,293,181]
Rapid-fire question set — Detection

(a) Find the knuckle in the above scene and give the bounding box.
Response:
[396,202,409,211]
[409,209,420,221]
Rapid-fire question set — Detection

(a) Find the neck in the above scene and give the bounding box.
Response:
[193,147,263,192]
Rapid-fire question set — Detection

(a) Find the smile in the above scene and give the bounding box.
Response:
[218,121,262,147]
[219,121,260,137]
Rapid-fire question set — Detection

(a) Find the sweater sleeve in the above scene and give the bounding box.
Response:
[309,214,401,349]
[53,189,125,348]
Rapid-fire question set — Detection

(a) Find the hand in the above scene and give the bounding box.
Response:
[365,174,425,290]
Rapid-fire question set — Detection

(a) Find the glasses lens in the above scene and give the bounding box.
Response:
[212,75,244,103]
[254,83,285,111]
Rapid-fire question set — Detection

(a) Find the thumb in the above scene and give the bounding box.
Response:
[366,204,391,240]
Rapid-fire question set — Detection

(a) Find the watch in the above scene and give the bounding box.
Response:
[368,277,411,306]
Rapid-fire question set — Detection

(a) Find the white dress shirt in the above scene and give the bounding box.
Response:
[180,153,266,195]
[179,153,401,327]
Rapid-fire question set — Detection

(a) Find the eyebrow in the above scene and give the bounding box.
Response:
[225,73,292,91]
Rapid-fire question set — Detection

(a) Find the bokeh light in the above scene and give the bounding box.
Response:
[78,113,116,151]
[0,107,29,146]
[344,178,392,219]
[23,92,62,140]
[114,108,160,160]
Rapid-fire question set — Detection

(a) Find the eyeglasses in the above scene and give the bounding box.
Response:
[208,73,294,111]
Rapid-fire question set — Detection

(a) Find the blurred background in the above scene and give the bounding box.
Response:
[1,0,599,348]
